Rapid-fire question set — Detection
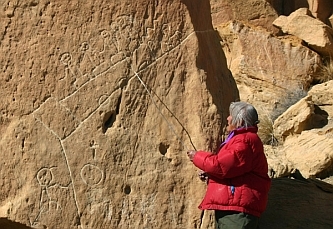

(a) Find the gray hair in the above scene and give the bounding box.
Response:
[229,102,259,128]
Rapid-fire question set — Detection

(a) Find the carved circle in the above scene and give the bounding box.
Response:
[101,30,110,39]
[60,52,72,66]
[80,164,104,186]
[37,168,53,187]
[80,42,90,52]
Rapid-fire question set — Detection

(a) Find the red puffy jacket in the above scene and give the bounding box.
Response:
[192,126,271,217]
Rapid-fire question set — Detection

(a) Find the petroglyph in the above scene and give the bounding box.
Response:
[59,52,76,82]
[80,164,104,187]
[89,140,99,160]
[103,201,113,221]
[75,41,97,87]
[28,7,199,228]
[33,97,80,140]
[31,167,66,227]
[36,168,54,188]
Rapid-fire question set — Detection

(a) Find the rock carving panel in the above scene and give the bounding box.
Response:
[26,7,196,228]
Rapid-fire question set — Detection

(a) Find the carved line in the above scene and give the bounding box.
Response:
[27,28,214,228]
[62,89,121,140]
[32,116,81,221]
[169,193,177,227]
[32,98,82,140]
[58,54,126,104]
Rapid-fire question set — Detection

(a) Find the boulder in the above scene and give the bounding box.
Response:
[273,8,333,57]
[308,80,333,118]
[283,123,333,178]
[265,145,296,178]
[273,95,314,141]
[270,80,333,179]
[216,21,319,117]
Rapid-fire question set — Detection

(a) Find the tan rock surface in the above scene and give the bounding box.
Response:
[216,21,320,117]
[210,0,279,33]
[269,80,333,179]
[0,0,239,228]
[273,8,333,57]
[265,145,295,178]
[2,0,333,228]
[283,123,333,178]
[273,95,314,141]
[308,80,333,118]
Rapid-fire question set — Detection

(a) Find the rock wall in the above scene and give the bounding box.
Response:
[216,20,320,117]
[210,0,279,33]
[0,0,238,228]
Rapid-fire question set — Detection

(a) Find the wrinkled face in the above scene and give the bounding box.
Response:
[227,115,236,132]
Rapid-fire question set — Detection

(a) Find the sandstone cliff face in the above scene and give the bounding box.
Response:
[211,1,333,228]
[216,20,320,117]
[2,0,333,228]
[0,1,238,228]
[210,0,279,33]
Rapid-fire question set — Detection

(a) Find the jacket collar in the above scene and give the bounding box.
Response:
[219,126,258,149]
[233,125,258,135]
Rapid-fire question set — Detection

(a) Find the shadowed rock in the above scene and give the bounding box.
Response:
[261,178,333,229]
[0,218,32,229]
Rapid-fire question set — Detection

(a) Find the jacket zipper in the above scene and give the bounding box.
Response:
[230,185,235,195]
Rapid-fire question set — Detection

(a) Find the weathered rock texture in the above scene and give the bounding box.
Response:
[308,80,333,117]
[267,0,333,25]
[216,20,320,117]
[273,95,315,141]
[273,8,333,57]
[210,0,279,33]
[267,0,309,16]
[307,0,333,24]
[2,0,333,228]
[260,178,333,229]
[269,81,333,179]
[0,0,239,228]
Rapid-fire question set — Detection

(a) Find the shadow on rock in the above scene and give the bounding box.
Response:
[260,177,333,229]
[0,218,32,229]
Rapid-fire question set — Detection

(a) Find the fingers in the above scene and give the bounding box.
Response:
[187,150,196,161]
[198,170,208,182]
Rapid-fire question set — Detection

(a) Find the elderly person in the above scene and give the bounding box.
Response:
[187,101,271,229]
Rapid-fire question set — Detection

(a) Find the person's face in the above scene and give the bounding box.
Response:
[227,114,236,132]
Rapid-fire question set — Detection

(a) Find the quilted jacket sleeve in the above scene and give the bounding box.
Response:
[192,136,254,179]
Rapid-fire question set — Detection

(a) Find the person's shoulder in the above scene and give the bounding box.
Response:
[234,128,261,143]
[233,126,258,137]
